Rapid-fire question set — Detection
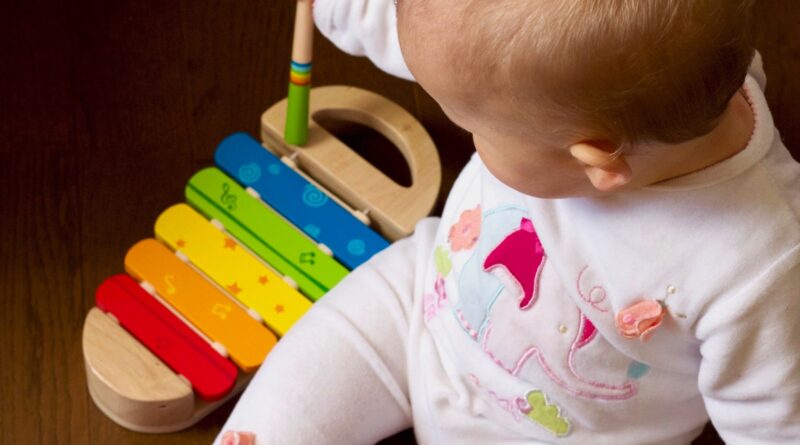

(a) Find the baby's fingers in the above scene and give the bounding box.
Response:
[222,431,256,445]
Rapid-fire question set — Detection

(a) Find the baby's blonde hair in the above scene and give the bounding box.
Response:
[400,0,755,147]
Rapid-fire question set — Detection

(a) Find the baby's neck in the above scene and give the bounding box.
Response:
[642,90,755,186]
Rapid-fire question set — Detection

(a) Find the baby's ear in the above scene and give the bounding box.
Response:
[569,142,632,192]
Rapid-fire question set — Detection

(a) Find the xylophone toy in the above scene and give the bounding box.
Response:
[82,91,441,433]
[81,0,442,433]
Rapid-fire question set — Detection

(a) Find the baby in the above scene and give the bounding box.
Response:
[217,0,800,443]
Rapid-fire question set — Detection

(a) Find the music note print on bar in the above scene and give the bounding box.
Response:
[299,252,315,265]
[164,275,177,295]
[211,303,231,321]
[220,183,238,211]
[154,336,172,351]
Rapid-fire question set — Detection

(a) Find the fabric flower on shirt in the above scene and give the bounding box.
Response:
[448,206,481,251]
[615,300,665,341]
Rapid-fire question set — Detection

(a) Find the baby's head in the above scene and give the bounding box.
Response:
[396,0,755,197]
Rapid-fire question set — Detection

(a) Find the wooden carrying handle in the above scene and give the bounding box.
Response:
[261,85,441,241]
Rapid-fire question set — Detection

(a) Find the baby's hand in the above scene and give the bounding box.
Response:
[221,431,256,445]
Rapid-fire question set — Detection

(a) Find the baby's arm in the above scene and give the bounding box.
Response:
[215,219,438,444]
[696,246,800,443]
[313,0,414,80]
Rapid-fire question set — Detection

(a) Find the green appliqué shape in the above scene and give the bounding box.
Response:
[524,390,570,437]
[434,246,452,277]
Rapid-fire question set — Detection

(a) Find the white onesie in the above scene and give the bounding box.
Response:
[216,1,800,443]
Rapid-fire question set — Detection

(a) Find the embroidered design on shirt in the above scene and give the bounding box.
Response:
[448,205,481,251]
[469,374,571,437]
[576,265,611,312]
[480,315,636,400]
[519,390,571,437]
[423,274,448,323]
[452,206,637,401]
[483,217,545,309]
[434,245,453,277]
[468,374,526,422]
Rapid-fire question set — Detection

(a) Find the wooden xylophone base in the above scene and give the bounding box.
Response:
[83,308,254,433]
[85,366,252,434]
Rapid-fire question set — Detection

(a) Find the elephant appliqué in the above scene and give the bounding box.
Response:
[448,207,636,401]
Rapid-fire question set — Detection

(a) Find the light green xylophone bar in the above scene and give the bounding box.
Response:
[185,167,348,301]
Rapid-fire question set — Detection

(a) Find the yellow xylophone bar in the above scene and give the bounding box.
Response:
[154,203,312,337]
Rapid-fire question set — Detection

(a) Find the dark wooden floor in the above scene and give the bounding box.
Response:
[1,1,797,444]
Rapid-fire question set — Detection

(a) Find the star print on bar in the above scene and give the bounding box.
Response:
[274,305,284,314]
[223,237,237,250]
[176,239,186,248]
[227,282,242,295]
[258,276,269,285]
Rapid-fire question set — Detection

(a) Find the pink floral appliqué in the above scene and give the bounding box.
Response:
[615,300,665,341]
[448,206,481,251]
[423,274,448,322]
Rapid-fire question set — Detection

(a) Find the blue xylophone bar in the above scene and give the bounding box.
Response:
[215,132,389,269]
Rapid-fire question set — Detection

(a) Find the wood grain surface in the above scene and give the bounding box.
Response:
[1,1,797,444]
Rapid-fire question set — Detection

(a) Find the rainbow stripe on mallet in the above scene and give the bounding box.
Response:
[290,61,312,86]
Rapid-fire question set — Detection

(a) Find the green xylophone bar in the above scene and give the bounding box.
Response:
[185,167,348,301]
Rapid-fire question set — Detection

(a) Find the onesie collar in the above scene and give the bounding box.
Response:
[643,74,774,191]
